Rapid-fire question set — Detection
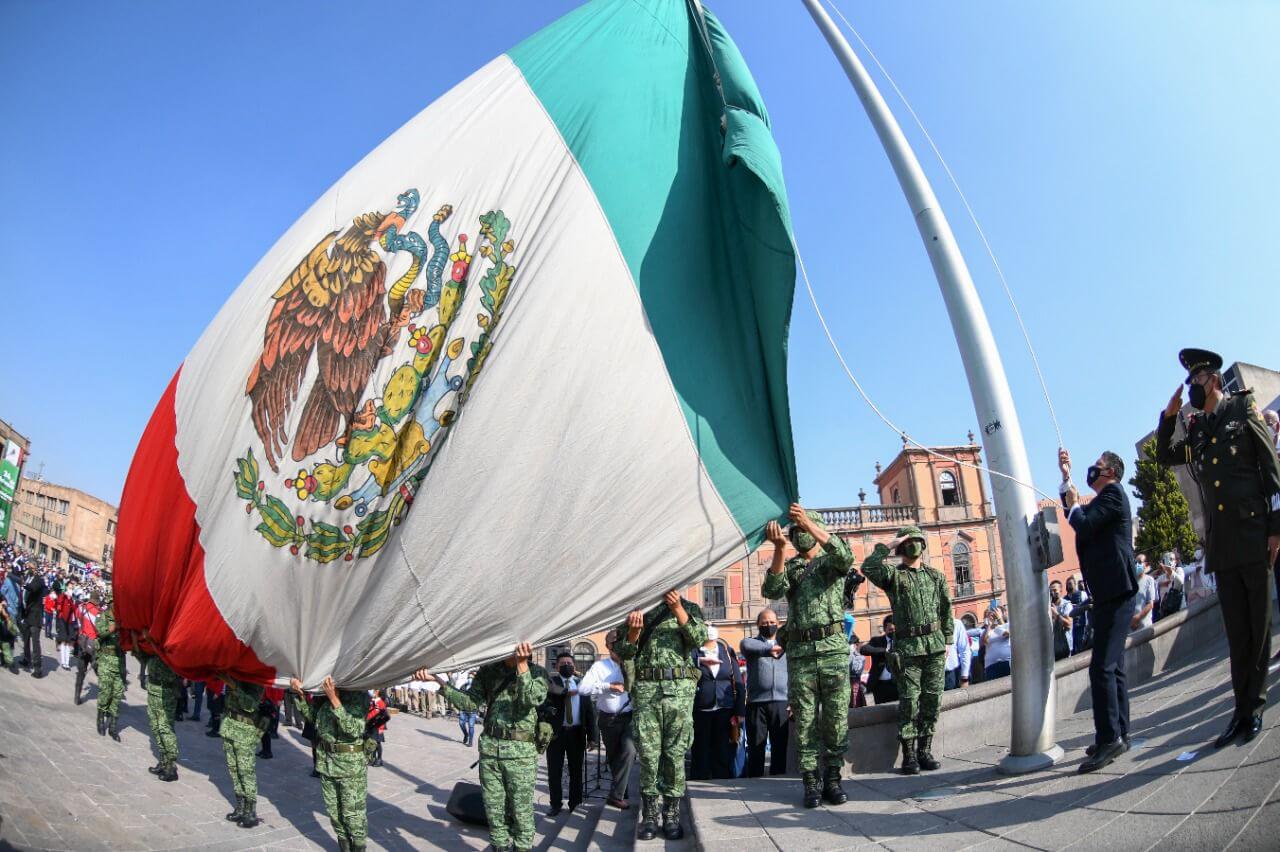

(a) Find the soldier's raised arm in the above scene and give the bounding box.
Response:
[1155,385,1189,466]
[761,520,791,600]
[861,541,899,590]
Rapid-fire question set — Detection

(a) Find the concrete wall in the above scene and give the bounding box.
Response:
[843,594,1225,772]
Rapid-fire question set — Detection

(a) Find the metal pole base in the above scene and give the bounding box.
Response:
[997,744,1064,776]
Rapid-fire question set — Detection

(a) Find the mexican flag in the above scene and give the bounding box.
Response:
[115,0,798,687]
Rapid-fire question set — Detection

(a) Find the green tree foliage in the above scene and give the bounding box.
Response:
[1130,437,1199,562]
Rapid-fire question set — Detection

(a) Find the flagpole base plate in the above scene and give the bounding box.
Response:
[997,744,1063,776]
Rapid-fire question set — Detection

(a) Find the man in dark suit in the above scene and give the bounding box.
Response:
[543,651,597,816]
[863,615,899,705]
[1156,348,1280,747]
[1060,447,1139,773]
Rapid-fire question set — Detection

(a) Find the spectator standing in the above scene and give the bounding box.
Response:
[944,617,971,689]
[1155,552,1185,620]
[1050,581,1074,660]
[982,607,1011,680]
[449,671,477,743]
[42,587,55,639]
[579,629,636,809]
[365,690,388,768]
[689,627,745,781]
[54,582,76,670]
[864,615,898,704]
[740,609,789,777]
[1060,447,1140,773]
[1,567,21,670]
[1132,567,1157,632]
[19,564,47,678]
[543,651,596,816]
[1066,576,1091,654]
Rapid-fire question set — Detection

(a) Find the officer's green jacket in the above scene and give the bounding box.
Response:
[297,689,368,778]
[761,535,853,659]
[146,655,181,689]
[1156,391,1280,572]
[441,661,549,759]
[614,599,707,693]
[94,610,117,649]
[861,544,952,656]
[224,677,265,729]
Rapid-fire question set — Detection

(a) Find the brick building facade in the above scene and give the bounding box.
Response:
[9,477,118,571]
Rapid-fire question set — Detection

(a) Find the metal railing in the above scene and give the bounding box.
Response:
[817,504,918,529]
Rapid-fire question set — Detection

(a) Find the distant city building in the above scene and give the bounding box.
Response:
[0,418,32,543]
[545,436,1083,667]
[10,476,118,570]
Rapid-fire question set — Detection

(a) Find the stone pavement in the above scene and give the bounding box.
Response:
[688,633,1280,851]
[0,654,687,851]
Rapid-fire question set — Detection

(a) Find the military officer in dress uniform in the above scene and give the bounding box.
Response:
[1156,348,1280,747]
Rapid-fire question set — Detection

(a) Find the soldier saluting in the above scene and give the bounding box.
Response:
[1155,348,1280,747]
[860,525,952,775]
[762,503,855,808]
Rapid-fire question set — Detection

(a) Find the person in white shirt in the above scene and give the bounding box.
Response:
[1154,552,1185,619]
[579,629,636,809]
[1132,569,1157,632]
[944,617,971,689]
[982,607,1012,680]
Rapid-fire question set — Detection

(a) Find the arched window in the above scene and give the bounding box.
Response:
[573,641,598,673]
[961,612,977,629]
[953,541,972,592]
[940,470,960,506]
[891,486,901,504]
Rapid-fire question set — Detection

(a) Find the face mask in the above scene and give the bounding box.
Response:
[1085,465,1107,487]
[1194,550,1203,561]
[790,527,817,554]
[558,664,574,678]
[903,540,924,558]
[1188,382,1207,410]
[760,624,778,638]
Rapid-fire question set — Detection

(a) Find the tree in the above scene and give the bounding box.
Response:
[1130,437,1199,562]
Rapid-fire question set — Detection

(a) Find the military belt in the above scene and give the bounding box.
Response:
[635,666,700,682]
[787,622,843,642]
[899,621,941,638]
[318,740,364,754]
[226,710,260,728]
[483,724,534,743]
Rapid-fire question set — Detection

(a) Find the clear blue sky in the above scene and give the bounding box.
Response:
[2,1,1277,508]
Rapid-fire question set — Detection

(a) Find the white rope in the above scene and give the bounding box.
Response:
[822,0,1066,451]
[791,233,1059,503]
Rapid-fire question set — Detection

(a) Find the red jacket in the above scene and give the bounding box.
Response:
[367,697,388,733]
[55,593,75,621]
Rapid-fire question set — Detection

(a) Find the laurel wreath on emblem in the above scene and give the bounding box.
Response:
[232,189,516,563]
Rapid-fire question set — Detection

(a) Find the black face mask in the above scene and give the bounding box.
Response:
[558,664,574,678]
[1188,382,1208,410]
[759,624,778,638]
[1086,465,1107,487]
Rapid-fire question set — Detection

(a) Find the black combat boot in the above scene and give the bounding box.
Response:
[75,671,86,705]
[916,736,940,771]
[336,839,351,852]
[226,795,244,821]
[148,760,164,775]
[108,715,120,742]
[637,794,659,840]
[899,738,920,775]
[160,761,179,782]
[822,764,848,805]
[237,797,260,828]
[96,710,106,736]
[661,796,684,840]
[801,770,821,808]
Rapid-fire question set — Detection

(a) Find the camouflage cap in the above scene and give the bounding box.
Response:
[894,525,926,541]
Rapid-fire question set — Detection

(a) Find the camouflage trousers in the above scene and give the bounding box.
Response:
[633,682,695,797]
[221,717,259,800]
[0,637,13,667]
[145,681,178,762]
[96,655,123,717]
[320,773,368,846]
[894,651,945,739]
[479,754,537,850]
[788,652,851,772]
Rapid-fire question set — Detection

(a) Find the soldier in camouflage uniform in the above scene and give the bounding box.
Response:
[614,589,706,841]
[221,676,266,828]
[762,503,855,808]
[861,525,953,775]
[291,675,370,852]
[93,598,123,742]
[141,646,181,781]
[0,598,17,672]
[418,642,548,852]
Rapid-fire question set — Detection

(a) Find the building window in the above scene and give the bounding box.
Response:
[702,579,727,620]
[107,519,117,536]
[953,541,972,595]
[940,471,960,506]
[891,486,901,504]
[572,641,598,673]
[51,548,61,564]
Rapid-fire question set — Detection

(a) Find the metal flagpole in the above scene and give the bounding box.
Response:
[799,0,1062,773]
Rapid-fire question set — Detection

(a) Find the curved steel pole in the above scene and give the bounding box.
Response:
[801,0,1061,773]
